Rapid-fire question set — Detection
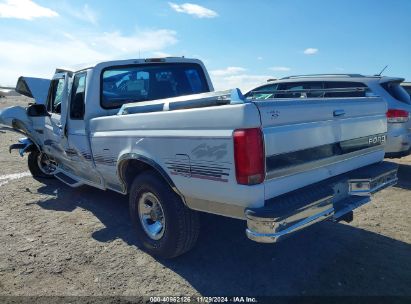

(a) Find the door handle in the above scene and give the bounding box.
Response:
[333,109,345,117]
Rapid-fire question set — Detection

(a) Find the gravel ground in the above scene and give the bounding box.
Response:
[0,96,410,297]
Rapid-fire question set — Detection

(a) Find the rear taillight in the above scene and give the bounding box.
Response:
[233,128,265,185]
[386,109,409,123]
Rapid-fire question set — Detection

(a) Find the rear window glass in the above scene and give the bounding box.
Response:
[382,82,411,104]
[101,63,209,109]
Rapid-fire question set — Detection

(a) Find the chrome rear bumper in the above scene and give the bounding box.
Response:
[245,161,398,243]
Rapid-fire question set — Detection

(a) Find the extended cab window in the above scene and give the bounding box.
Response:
[70,73,87,119]
[323,81,367,98]
[101,63,209,109]
[47,78,65,114]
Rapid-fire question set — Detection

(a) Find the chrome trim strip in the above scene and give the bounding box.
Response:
[91,135,230,140]
[265,133,386,159]
[266,145,382,180]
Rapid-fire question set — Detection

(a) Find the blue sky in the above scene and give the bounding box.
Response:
[0,0,410,90]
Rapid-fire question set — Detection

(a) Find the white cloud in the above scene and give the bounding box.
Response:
[213,74,272,92]
[210,67,271,91]
[257,56,263,60]
[151,51,173,57]
[269,66,291,72]
[168,2,218,18]
[303,48,319,55]
[210,67,246,77]
[0,0,58,20]
[65,3,98,25]
[82,4,97,25]
[0,29,178,85]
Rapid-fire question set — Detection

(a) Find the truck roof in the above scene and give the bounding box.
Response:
[57,57,201,73]
[254,74,405,88]
[276,74,404,83]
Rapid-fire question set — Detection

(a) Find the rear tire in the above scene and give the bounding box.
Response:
[129,171,200,259]
[28,150,55,179]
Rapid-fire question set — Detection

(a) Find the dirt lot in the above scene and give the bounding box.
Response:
[0,96,410,297]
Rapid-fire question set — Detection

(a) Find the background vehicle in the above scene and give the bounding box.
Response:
[0,60,397,258]
[401,82,411,97]
[246,74,411,158]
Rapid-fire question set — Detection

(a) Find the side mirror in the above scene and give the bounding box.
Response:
[27,104,50,117]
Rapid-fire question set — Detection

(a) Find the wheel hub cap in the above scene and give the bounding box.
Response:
[138,192,165,240]
[37,153,55,175]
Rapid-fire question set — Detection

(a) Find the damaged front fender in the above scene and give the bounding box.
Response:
[0,106,29,129]
[0,106,42,152]
[9,138,35,157]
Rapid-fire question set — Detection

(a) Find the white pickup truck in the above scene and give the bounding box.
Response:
[0,57,398,258]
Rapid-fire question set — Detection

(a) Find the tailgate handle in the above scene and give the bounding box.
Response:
[333,109,345,117]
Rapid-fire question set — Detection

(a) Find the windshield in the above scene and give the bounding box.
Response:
[101,63,209,109]
[381,81,411,104]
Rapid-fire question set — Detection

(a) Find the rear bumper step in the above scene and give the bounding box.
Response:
[245,161,398,243]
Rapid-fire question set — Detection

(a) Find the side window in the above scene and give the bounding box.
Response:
[70,73,87,120]
[277,82,324,98]
[247,84,278,100]
[47,78,65,114]
[324,81,367,98]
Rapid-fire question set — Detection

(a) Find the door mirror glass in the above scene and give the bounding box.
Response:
[27,104,50,117]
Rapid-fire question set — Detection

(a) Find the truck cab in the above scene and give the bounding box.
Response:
[5,58,214,188]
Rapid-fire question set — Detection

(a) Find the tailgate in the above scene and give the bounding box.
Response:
[253,97,387,198]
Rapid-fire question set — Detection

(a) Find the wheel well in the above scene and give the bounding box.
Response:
[119,158,177,195]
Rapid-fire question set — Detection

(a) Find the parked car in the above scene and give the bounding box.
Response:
[401,82,411,97]
[246,74,411,158]
[0,60,397,258]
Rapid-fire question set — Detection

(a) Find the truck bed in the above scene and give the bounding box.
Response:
[89,89,388,219]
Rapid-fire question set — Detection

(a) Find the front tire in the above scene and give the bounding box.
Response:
[129,171,200,259]
[28,150,55,179]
